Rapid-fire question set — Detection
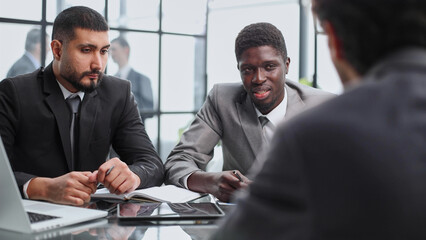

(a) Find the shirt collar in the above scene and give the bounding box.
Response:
[117,64,131,79]
[254,87,288,127]
[24,51,40,69]
[56,79,85,101]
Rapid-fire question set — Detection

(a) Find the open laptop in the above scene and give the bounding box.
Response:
[0,137,107,233]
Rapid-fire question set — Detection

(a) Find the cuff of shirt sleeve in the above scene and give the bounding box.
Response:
[183,172,193,189]
[23,179,33,199]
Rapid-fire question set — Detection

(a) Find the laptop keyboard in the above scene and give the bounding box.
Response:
[27,211,59,223]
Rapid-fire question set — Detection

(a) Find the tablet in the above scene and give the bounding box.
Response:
[117,202,225,220]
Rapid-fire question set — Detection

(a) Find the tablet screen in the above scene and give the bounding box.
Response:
[117,202,225,220]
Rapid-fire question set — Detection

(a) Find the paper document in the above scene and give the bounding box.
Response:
[91,185,203,203]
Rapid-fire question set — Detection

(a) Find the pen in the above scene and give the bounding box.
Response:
[232,170,243,182]
[97,165,114,188]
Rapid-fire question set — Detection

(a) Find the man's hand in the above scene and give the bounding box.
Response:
[187,170,251,202]
[27,172,96,206]
[90,158,140,195]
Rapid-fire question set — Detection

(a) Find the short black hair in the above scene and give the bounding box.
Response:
[313,0,426,75]
[235,22,287,62]
[52,6,109,43]
[111,37,130,49]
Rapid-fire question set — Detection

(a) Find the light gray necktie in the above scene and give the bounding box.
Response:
[66,95,81,169]
[259,116,270,143]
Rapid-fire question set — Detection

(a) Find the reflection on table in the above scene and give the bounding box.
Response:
[0,195,234,240]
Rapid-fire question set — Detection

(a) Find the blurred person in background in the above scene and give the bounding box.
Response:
[110,37,154,122]
[7,28,49,78]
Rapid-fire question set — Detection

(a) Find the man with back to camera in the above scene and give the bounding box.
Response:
[0,6,164,206]
[165,22,334,202]
[211,0,426,239]
[7,28,50,78]
[110,37,154,122]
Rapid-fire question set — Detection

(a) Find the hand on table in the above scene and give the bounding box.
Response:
[27,171,97,206]
[89,157,141,195]
[187,170,251,202]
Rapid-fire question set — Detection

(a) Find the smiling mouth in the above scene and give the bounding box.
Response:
[253,89,271,100]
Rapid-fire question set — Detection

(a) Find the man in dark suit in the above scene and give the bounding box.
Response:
[0,6,164,206]
[212,0,426,239]
[110,37,154,122]
[6,28,49,78]
[165,23,333,202]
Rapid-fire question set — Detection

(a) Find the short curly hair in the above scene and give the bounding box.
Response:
[235,22,288,62]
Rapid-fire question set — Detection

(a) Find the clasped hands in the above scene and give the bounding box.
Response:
[27,158,140,206]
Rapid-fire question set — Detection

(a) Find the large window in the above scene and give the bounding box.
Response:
[207,0,301,89]
[0,0,209,162]
[0,0,342,162]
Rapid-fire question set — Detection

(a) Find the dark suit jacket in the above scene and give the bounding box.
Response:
[165,80,334,187]
[0,64,164,196]
[6,54,37,78]
[211,48,426,239]
[127,69,154,120]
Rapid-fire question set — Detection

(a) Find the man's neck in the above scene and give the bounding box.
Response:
[118,60,129,70]
[52,61,78,93]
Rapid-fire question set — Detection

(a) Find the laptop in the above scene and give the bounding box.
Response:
[0,137,107,233]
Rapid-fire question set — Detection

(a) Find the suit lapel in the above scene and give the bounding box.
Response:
[42,65,73,170]
[236,92,265,162]
[285,83,306,120]
[236,83,307,164]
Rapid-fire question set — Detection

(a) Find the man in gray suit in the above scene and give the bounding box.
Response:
[165,23,333,202]
[212,0,426,239]
[7,28,49,78]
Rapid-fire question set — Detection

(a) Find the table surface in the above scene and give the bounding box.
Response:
[0,195,234,240]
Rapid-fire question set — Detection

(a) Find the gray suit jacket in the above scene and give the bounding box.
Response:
[127,68,154,120]
[211,48,426,240]
[165,80,334,187]
[6,54,37,78]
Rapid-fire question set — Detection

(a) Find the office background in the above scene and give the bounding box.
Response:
[0,0,341,163]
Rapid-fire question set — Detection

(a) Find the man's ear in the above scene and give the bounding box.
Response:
[285,57,291,74]
[323,21,345,61]
[51,40,63,61]
[323,20,361,86]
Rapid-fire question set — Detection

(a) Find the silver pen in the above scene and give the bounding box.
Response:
[97,165,114,188]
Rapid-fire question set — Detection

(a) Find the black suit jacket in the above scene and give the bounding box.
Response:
[212,48,426,239]
[0,64,164,195]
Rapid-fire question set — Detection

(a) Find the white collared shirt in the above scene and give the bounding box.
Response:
[254,87,288,141]
[24,51,40,69]
[116,64,131,79]
[56,79,85,100]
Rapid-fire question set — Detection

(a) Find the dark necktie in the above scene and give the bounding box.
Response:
[259,116,269,128]
[66,95,81,169]
[259,116,270,143]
